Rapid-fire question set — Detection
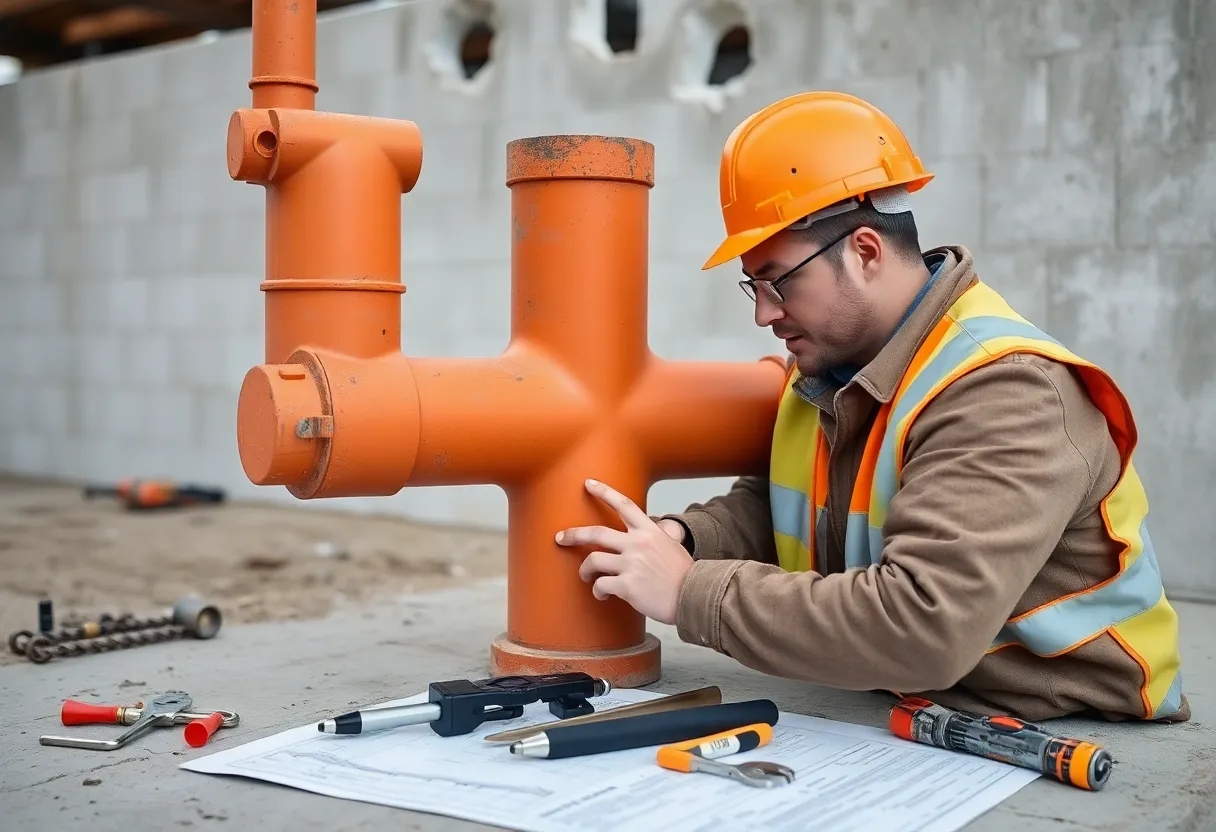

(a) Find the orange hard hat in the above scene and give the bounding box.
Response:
[702,91,934,270]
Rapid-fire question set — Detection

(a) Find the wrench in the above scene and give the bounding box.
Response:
[39,691,237,751]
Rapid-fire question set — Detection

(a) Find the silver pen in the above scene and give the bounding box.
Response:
[318,702,442,735]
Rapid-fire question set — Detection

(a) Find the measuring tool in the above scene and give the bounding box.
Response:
[319,672,611,738]
[656,722,794,788]
[39,691,239,751]
[890,697,1115,791]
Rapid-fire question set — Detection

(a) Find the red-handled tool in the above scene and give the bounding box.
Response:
[42,691,239,751]
[184,713,225,748]
[61,698,143,726]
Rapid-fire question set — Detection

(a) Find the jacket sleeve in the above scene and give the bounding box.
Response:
[674,354,1107,692]
[659,475,779,566]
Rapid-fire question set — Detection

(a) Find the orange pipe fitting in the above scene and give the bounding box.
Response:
[232,1,786,686]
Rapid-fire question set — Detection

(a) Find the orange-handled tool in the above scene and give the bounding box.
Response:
[656,723,794,788]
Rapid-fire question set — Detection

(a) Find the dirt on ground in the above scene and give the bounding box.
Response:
[0,476,507,667]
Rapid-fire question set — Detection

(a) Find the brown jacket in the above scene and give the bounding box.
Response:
[666,245,1190,723]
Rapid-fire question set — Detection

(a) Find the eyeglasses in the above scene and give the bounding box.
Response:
[739,229,856,304]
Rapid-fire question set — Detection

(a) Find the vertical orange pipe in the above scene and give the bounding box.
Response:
[250,0,318,111]
[506,137,652,403]
[489,138,659,681]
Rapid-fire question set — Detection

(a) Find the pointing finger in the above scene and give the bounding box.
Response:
[584,479,651,529]
[556,525,628,551]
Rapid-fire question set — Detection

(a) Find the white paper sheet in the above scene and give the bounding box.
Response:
[181,688,1037,832]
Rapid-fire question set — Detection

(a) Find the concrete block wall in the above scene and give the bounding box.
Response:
[1,0,1213,599]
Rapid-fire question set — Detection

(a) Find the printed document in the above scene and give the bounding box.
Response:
[181,688,1037,831]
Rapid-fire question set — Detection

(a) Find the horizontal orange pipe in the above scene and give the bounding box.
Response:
[233,0,785,686]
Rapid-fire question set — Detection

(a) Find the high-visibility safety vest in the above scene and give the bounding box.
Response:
[768,279,1186,720]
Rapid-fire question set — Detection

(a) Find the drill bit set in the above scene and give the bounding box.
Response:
[7,598,223,664]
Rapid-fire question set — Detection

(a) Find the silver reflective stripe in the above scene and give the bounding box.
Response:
[992,520,1163,656]
[873,317,1062,509]
[868,525,884,565]
[844,513,872,569]
[1154,670,1185,719]
[770,482,810,547]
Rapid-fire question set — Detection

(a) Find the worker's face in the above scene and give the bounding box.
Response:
[741,229,880,378]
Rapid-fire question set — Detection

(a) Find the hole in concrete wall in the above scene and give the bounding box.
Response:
[669,1,754,113]
[425,0,498,92]
[707,25,750,85]
[460,20,494,79]
[605,0,639,54]
[569,0,640,61]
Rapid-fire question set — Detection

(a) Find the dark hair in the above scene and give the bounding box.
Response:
[790,199,923,270]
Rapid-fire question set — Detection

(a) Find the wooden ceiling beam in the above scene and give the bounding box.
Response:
[76,0,248,30]
[0,0,64,18]
[62,5,172,45]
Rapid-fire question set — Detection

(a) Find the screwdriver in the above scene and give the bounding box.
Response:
[889,697,1115,791]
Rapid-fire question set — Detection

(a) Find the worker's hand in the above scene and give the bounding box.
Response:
[655,517,686,543]
[556,479,694,626]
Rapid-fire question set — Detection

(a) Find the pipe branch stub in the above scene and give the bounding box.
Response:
[236,362,328,488]
[506,135,654,187]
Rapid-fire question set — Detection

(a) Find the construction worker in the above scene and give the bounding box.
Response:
[557,91,1190,724]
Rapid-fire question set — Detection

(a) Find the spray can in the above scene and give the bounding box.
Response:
[889,697,1114,791]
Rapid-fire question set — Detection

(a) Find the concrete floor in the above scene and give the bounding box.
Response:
[2,578,1213,831]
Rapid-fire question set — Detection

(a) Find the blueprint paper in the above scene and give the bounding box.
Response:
[181,688,1037,832]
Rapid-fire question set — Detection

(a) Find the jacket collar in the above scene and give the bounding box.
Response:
[795,245,979,407]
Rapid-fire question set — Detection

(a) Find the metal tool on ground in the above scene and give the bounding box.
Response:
[484,686,723,743]
[8,599,65,655]
[38,599,53,633]
[84,478,226,510]
[890,697,1115,791]
[509,698,780,760]
[318,672,612,738]
[39,691,239,751]
[17,598,222,664]
[656,722,795,788]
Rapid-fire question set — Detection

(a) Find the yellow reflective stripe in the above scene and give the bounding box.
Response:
[949,278,1030,322]
[870,316,1065,529]
[769,385,819,490]
[1111,588,1184,718]
[769,375,820,574]
[1104,452,1151,570]
[774,531,809,573]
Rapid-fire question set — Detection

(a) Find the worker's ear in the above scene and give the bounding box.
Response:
[851,227,884,282]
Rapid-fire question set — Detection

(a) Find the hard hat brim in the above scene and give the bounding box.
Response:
[701,171,936,271]
[701,218,798,271]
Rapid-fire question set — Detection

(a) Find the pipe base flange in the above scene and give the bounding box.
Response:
[489,632,661,689]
